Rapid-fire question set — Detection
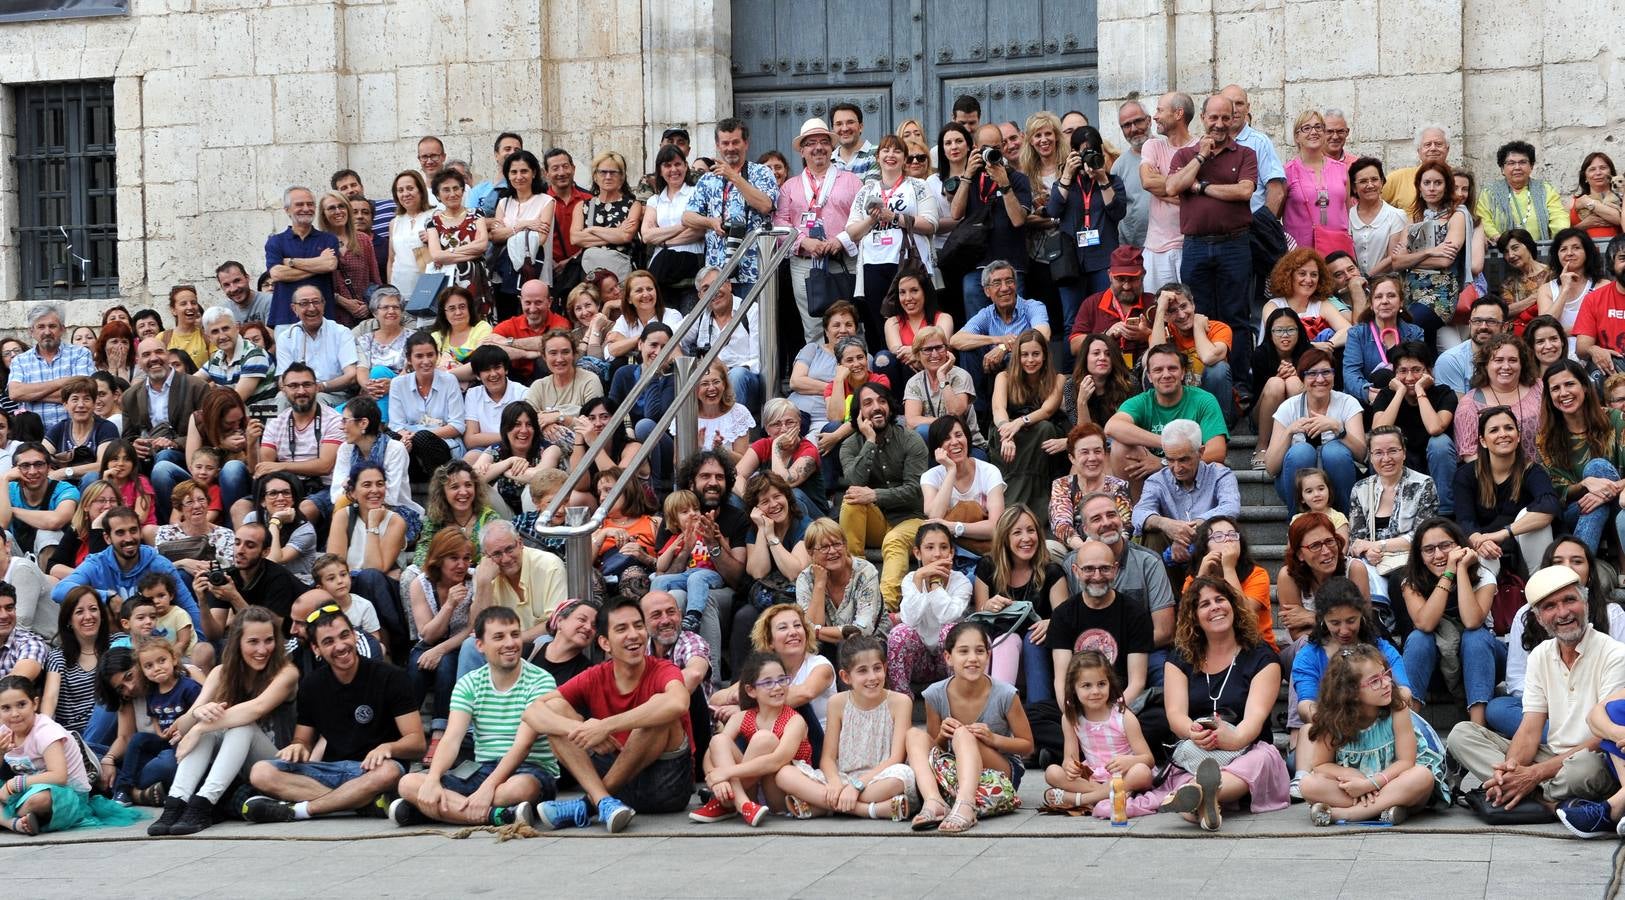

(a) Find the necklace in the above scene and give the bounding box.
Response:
[1204,650,1238,717]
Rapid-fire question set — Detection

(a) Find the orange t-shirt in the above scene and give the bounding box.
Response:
[1170,320,1233,377]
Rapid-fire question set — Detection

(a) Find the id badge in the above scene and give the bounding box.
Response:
[875,233,896,247]
[800,212,818,228]
[1078,229,1101,248]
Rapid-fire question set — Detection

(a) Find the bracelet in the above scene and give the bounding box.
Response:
[1440,570,1457,582]
[1367,773,1381,789]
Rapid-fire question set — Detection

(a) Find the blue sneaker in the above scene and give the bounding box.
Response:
[597,796,635,833]
[538,797,590,830]
[1557,799,1616,838]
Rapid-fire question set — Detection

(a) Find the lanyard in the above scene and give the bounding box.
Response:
[803,169,832,213]
[1080,185,1094,229]
[878,174,906,211]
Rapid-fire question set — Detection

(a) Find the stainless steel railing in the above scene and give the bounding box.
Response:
[533,227,796,600]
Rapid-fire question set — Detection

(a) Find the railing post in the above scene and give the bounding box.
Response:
[672,355,699,466]
[561,507,595,601]
[755,232,781,402]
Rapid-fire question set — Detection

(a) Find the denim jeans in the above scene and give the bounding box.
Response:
[116,731,179,791]
[632,418,674,492]
[149,448,190,522]
[1484,693,1548,741]
[1424,433,1458,516]
[961,267,1025,320]
[652,569,725,617]
[957,347,1001,427]
[1274,438,1359,514]
[1560,458,1625,553]
[219,459,253,512]
[1020,632,1054,704]
[729,366,763,421]
[1180,233,1253,390]
[409,640,461,732]
[1199,361,1235,425]
[1401,615,1505,710]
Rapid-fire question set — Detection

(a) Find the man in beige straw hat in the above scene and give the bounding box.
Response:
[772,117,862,342]
[1446,564,1625,834]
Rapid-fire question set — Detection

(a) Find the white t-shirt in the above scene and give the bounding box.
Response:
[1273,391,1364,432]
[342,594,382,636]
[1349,202,1408,276]
[847,176,938,273]
[1545,277,1596,352]
[921,459,1006,506]
[463,380,528,450]
[605,309,684,358]
[794,654,837,728]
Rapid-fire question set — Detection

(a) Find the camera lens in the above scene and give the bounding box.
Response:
[981,147,1002,167]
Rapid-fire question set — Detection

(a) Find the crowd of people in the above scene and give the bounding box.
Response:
[4,85,1625,841]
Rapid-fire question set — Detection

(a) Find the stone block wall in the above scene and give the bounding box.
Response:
[1096,0,1624,208]
[0,0,732,326]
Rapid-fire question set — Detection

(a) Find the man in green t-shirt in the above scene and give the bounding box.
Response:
[1106,343,1229,496]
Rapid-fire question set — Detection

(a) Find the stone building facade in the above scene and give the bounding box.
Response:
[0,0,1619,324]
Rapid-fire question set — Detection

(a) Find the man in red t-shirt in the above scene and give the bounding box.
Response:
[1069,244,1155,364]
[489,278,571,384]
[1573,239,1625,378]
[515,597,693,831]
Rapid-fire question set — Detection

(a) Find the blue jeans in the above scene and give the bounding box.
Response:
[1056,281,1089,372]
[1275,438,1358,514]
[1401,618,1504,710]
[116,731,178,791]
[1561,458,1625,553]
[85,702,119,751]
[150,448,190,522]
[219,460,252,513]
[1020,633,1054,704]
[632,418,674,492]
[957,347,1000,427]
[961,268,1026,320]
[409,641,461,732]
[1423,433,1458,516]
[652,569,725,617]
[1484,694,1548,741]
[267,758,403,790]
[729,366,763,420]
[1199,361,1235,425]
[1180,233,1253,390]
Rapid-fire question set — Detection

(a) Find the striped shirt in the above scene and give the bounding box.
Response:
[10,344,94,431]
[450,660,558,774]
[45,648,99,735]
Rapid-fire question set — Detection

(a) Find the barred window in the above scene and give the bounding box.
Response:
[14,80,119,300]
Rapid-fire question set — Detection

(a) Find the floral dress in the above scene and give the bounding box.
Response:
[1402,208,1464,323]
[428,210,486,296]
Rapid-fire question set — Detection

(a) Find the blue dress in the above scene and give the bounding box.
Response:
[1334,710,1451,806]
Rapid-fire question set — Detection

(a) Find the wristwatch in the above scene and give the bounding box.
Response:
[953,522,965,538]
[1197,180,1210,196]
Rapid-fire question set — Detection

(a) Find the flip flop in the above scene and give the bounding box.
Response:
[910,797,948,831]
[11,813,39,836]
[1195,758,1222,832]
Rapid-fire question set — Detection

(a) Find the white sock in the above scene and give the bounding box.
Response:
[292,801,312,820]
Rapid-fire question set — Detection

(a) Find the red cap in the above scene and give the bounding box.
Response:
[1107,245,1145,278]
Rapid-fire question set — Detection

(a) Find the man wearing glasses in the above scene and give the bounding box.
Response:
[275,284,360,408]
[1112,101,1153,247]
[1130,419,1239,575]
[0,443,80,570]
[772,118,861,343]
[950,260,1051,425]
[264,185,341,327]
[1048,540,1153,716]
[459,522,566,678]
[1433,295,1508,395]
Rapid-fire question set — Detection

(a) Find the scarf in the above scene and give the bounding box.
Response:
[1486,179,1552,240]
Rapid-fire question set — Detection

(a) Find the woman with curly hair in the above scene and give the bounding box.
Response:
[1151,576,1289,830]
[92,320,135,383]
[411,460,500,570]
[1260,247,1350,355]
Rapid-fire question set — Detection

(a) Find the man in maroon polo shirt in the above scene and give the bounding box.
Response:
[1069,244,1155,365]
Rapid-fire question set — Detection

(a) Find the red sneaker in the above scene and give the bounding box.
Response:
[688,796,734,823]
[738,799,769,827]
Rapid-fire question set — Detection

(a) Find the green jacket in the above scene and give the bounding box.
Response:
[840,424,927,524]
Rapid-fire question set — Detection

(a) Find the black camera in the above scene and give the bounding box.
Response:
[1081,149,1104,171]
[207,558,230,587]
[723,219,749,257]
[980,146,1003,167]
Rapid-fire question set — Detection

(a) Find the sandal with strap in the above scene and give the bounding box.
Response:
[910,797,949,832]
[937,800,978,834]
[1043,788,1085,809]
[10,813,39,836]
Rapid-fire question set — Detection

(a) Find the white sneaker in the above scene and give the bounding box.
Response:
[1289,772,1305,802]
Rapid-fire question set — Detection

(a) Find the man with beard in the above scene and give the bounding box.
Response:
[215,260,272,325]
[121,337,209,520]
[523,597,694,830]
[256,363,342,496]
[1070,492,1175,681]
[641,590,714,777]
[773,118,861,343]
[264,185,341,327]
[243,606,423,823]
[9,302,94,433]
[1113,100,1153,247]
[1047,540,1152,713]
[840,383,927,610]
[1447,566,1625,832]
[1433,294,1508,395]
[1323,251,1370,321]
[53,506,202,631]
[275,284,359,407]
[660,451,750,658]
[195,521,299,638]
[392,606,558,828]
[1572,236,1625,378]
[683,118,780,295]
[1069,246,1153,363]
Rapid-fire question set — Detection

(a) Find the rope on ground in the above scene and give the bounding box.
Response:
[1607,840,1625,900]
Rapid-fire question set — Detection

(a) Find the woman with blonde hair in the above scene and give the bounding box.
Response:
[571,150,645,283]
[1282,110,1351,252]
[316,189,381,325]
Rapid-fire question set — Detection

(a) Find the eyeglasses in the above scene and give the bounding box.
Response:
[919,344,947,354]
[985,277,1016,288]
[1269,327,1299,337]
[1120,117,1151,129]
[1298,124,1325,134]
[305,604,341,624]
[1468,317,1503,327]
[1302,368,1334,380]
[293,298,323,308]
[1325,128,1350,137]
[1302,537,1339,554]
[376,304,402,313]
[1209,531,1240,543]
[906,154,930,164]
[1369,447,1405,459]
[1421,540,1457,557]
[1075,564,1117,576]
[263,488,293,498]
[418,153,445,162]
[595,169,624,177]
[15,461,47,470]
[815,543,845,556]
[1360,669,1394,691]
[752,674,793,689]
[488,542,521,559]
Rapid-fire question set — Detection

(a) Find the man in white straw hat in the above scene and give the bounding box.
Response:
[772,117,862,342]
[1445,564,1625,835]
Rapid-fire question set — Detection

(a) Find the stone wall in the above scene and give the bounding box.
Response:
[1096,0,1625,205]
[0,0,733,325]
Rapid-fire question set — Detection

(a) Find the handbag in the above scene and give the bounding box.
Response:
[1459,788,1556,825]
[1029,227,1082,286]
[406,272,448,317]
[1361,478,1410,576]
[156,534,215,564]
[1489,569,1526,637]
[805,257,856,319]
[938,202,992,273]
[1311,225,1356,259]
[964,600,1038,645]
[1168,738,1245,773]
[748,570,798,612]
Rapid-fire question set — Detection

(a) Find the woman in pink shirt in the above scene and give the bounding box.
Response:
[1282,110,1351,253]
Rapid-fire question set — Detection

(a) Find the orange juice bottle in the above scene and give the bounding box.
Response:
[1110,774,1128,826]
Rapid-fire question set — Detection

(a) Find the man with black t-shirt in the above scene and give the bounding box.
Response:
[1368,341,1458,516]
[1047,541,1152,712]
[242,607,423,822]
[196,521,300,641]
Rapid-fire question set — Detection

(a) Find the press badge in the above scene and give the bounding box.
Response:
[801,212,818,228]
[874,232,896,247]
[1078,229,1101,248]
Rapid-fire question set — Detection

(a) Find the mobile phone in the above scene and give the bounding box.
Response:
[1194,716,1217,730]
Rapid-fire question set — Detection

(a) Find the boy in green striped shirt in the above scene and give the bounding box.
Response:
[390,606,558,827]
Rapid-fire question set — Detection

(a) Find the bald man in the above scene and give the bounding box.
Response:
[1218,85,1285,216]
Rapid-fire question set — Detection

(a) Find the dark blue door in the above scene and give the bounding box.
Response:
[732,0,1097,154]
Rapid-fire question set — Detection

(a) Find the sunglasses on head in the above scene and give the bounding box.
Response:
[305,604,341,624]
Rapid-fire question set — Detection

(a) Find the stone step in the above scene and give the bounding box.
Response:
[1237,504,1289,545]
[1232,467,1279,505]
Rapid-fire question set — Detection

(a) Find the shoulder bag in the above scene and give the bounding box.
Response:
[1362,478,1410,576]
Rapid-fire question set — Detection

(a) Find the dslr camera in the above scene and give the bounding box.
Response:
[980,146,1003,168]
[1081,149,1105,171]
[207,557,230,587]
[723,219,749,256]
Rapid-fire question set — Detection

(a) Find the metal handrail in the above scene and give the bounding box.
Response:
[531,226,796,600]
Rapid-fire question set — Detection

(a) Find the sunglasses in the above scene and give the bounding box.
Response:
[305,604,341,624]
[906,154,929,164]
